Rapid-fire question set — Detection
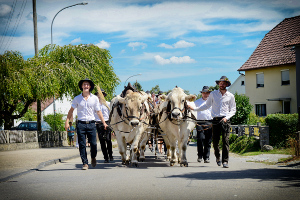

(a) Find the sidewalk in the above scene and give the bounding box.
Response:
[0,141,118,182]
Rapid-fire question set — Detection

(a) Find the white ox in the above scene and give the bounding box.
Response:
[157,87,196,167]
[110,91,151,166]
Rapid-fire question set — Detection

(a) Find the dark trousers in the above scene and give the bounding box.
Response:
[77,122,97,165]
[212,118,230,163]
[196,122,212,160]
[96,121,112,160]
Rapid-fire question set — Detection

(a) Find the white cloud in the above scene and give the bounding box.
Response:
[70,37,81,44]
[158,40,195,49]
[0,4,11,16]
[154,55,196,65]
[128,42,147,50]
[241,39,261,48]
[95,40,111,49]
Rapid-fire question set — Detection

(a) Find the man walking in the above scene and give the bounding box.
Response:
[65,78,108,170]
[194,86,212,163]
[189,76,236,168]
[95,89,113,163]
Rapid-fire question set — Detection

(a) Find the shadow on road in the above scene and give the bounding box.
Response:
[164,168,300,188]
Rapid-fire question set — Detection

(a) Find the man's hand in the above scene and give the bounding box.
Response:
[65,122,69,131]
[103,123,108,130]
[187,105,194,110]
[222,118,228,123]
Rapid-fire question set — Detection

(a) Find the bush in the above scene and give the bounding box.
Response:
[230,135,260,154]
[265,113,298,148]
[231,93,253,125]
[44,113,65,131]
[247,112,266,125]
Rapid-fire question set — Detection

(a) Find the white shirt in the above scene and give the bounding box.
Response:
[71,93,101,121]
[193,90,236,120]
[95,101,110,122]
[194,98,212,120]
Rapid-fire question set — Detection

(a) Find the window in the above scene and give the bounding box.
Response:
[255,104,266,116]
[241,81,245,86]
[283,101,290,114]
[281,70,290,85]
[256,73,264,88]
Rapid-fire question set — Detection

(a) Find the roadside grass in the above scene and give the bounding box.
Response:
[239,148,291,156]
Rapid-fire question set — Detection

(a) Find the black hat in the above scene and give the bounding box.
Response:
[216,76,231,87]
[200,86,211,93]
[78,78,94,91]
[95,88,107,97]
[145,90,150,94]
[158,91,163,95]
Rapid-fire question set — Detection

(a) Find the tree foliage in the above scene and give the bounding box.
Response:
[0,44,119,129]
[44,113,65,131]
[230,93,253,125]
[150,85,160,94]
[133,81,143,91]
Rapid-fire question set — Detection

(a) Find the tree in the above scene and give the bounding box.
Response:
[0,44,120,129]
[133,81,143,91]
[150,85,160,94]
[230,93,253,125]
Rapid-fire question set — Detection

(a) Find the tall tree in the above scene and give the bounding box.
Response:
[150,85,160,94]
[133,81,143,91]
[0,44,119,129]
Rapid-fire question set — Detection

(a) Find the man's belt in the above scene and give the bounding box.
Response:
[78,120,95,124]
[212,116,225,122]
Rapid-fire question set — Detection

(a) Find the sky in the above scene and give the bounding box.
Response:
[1,0,300,96]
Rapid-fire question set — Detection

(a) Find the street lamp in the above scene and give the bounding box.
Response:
[124,73,142,87]
[50,2,88,118]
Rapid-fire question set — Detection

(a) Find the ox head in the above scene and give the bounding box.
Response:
[160,87,196,120]
[117,92,149,127]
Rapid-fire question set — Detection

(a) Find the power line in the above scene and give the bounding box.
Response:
[2,0,28,54]
[0,0,17,51]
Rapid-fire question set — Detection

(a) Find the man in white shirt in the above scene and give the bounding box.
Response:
[95,89,113,163]
[65,78,108,170]
[194,86,212,163]
[188,76,236,168]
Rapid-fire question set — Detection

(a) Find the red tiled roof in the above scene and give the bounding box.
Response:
[238,15,300,71]
[285,35,300,47]
[30,98,54,113]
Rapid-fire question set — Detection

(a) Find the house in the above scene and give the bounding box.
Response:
[228,74,245,95]
[14,95,76,126]
[238,15,300,116]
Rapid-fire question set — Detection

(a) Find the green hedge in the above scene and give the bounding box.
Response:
[265,113,298,148]
[229,135,260,154]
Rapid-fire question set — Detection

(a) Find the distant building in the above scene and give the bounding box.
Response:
[14,95,76,126]
[238,16,300,116]
[228,74,245,95]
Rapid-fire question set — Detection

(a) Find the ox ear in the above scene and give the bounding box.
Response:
[159,94,167,102]
[185,94,197,102]
[116,95,126,104]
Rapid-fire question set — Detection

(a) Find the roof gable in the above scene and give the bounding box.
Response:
[238,15,300,71]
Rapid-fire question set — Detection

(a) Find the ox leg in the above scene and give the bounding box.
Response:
[139,131,149,162]
[163,135,171,160]
[116,134,127,165]
[170,145,177,166]
[179,132,189,167]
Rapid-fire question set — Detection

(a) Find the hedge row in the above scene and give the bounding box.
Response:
[265,113,299,148]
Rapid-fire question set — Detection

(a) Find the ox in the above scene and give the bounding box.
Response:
[157,87,196,167]
[110,91,151,166]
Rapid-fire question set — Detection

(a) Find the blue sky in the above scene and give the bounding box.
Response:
[1,0,300,96]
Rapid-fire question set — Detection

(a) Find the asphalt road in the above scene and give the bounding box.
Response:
[0,143,299,200]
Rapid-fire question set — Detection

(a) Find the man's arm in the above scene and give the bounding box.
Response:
[65,107,74,131]
[222,95,236,122]
[96,110,108,130]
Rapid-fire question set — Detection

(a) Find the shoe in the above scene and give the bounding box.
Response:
[110,156,114,161]
[197,158,202,163]
[217,161,221,166]
[91,157,96,167]
[104,159,109,163]
[82,164,88,170]
[223,162,229,168]
[204,159,210,163]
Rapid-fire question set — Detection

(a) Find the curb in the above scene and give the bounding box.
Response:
[0,142,118,183]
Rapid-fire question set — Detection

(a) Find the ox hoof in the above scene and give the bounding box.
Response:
[180,162,188,167]
[125,160,131,165]
[140,158,145,162]
[122,161,126,165]
[170,161,176,166]
[131,163,139,167]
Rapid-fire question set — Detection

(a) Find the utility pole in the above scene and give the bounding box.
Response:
[32,0,41,132]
